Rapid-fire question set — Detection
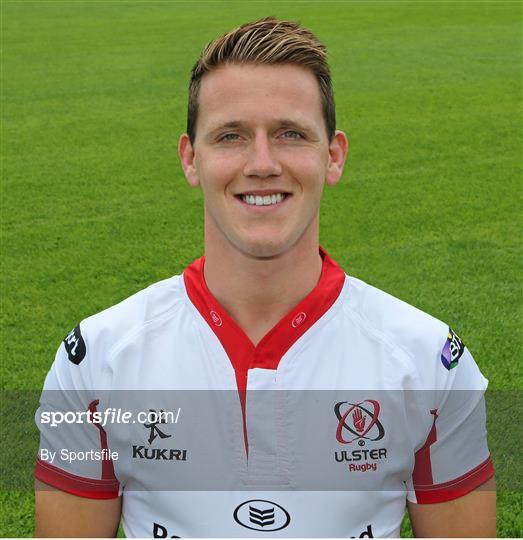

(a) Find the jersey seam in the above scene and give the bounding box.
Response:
[343,278,440,456]
[276,278,348,377]
[105,285,186,362]
[342,298,417,379]
[344,276,445,381]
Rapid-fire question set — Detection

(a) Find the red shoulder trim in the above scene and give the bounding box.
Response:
[412,409,438,486]
[88,399,117,480]
[414,455,495,504]
[35,459,120,499]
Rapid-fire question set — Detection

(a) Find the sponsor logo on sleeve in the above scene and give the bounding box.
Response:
[440,328,465,370]
[63,325,86,365]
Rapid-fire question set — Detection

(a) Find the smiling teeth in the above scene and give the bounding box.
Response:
[241,193,285,206]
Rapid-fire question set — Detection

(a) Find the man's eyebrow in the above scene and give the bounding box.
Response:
[277,119,317,134]
[206,119,317,137]
[206,121,244,136]
[278,118,308,128]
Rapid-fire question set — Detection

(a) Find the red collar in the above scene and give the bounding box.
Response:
[183,247,345,382]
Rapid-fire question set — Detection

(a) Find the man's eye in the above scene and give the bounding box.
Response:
[281,130,304,140]
[218,133,241,142]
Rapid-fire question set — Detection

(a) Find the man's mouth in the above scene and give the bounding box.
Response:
[237,193,289,207]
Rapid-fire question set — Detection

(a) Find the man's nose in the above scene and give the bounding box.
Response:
[243,134,282,178]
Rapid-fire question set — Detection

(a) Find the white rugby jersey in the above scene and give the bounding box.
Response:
[35,249,494,538]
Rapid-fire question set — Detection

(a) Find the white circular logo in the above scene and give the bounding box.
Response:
[210,310,222,326]
[291,312,307,328]
[233,499,291,532]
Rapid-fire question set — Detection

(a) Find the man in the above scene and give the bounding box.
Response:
[35,18,495,537]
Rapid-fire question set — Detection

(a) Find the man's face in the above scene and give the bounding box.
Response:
[179,63,347,259]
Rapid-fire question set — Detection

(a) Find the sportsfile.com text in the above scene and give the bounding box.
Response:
[39,407,181,427]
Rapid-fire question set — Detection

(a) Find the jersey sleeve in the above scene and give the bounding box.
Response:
[406,328,495,504]
[34,324,120,499]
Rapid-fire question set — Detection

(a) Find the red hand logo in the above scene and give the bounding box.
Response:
[352,408,366,433]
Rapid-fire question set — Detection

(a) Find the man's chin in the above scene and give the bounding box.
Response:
[240,244,286,261]
[233,236,300,261]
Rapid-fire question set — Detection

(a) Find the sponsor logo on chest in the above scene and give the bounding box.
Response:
[233,499,291,532]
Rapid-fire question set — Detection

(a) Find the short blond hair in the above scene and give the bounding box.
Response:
[187,17,335,143]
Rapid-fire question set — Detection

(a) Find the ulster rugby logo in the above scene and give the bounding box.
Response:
[334,400,385,444]
[233,499,290,532]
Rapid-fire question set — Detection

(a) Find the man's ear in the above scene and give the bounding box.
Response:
[325,130,349,186]
[178,134,200,187]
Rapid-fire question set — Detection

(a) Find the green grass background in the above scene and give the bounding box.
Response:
[1,0,521,536]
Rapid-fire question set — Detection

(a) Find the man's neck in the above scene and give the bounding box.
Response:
[203,234,323,346]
